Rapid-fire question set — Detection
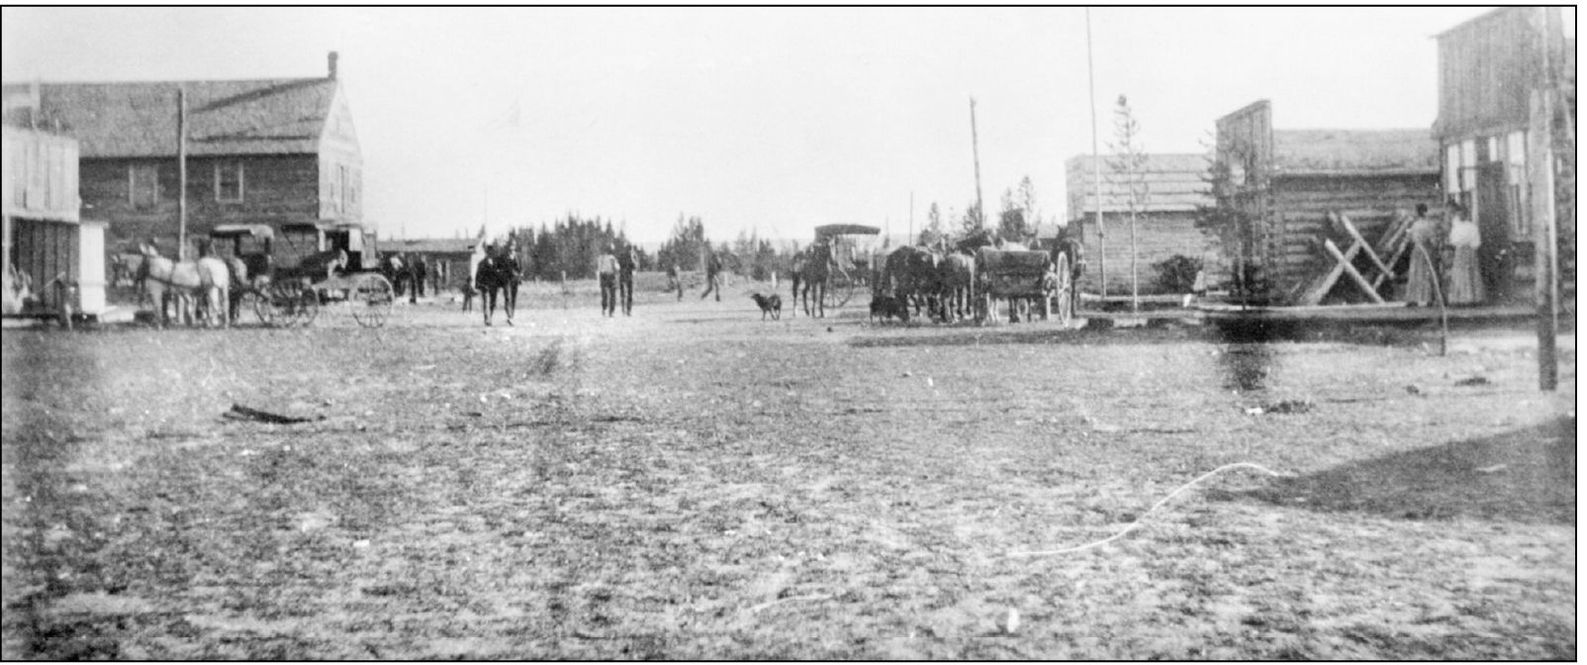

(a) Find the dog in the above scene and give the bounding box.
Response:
[869,294,910,323]
[750,293,782,320]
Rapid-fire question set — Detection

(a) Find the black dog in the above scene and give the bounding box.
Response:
[869,294,910,323]
[750,293,782,320]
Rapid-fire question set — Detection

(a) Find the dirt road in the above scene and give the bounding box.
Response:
[2,285,1576,659]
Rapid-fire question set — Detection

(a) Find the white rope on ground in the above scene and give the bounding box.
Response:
[1007,462,1296,558]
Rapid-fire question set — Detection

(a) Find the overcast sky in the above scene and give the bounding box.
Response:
[2,6,1542,245]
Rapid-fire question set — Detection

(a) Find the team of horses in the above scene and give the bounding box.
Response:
[131,242,349,328]
[873,231,1082,324]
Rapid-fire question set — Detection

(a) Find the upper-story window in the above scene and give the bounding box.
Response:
[215,161,244,202]
[339,165,352,213]
[129,163,159,210]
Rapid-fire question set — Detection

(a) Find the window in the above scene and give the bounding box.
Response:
[215,161,244,202]
[129,163,159,210]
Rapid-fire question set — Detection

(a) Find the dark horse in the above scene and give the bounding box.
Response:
[475,246,520,326]
[792,242,835,318]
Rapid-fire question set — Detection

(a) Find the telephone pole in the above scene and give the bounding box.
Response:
[970,97,985,229]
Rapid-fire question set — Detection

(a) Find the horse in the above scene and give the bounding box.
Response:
[883,245,943,320]
[474,249,520,326]
[135,244,230,328]
[795,242,834,318]
[937,251,976,322]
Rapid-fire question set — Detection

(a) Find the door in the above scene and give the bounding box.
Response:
[1474,162,1511,302]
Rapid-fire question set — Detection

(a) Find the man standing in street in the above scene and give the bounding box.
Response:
[699,248,724,302]
[597,243,620,316]
[618,243,639,316]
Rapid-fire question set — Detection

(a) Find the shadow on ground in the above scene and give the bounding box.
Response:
[1220,416,1576,525]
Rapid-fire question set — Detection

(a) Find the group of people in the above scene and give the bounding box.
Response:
[1403,201,1486,307]
[596,243,641,316]
[382,253,438,304]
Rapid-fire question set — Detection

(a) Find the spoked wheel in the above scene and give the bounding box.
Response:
[1052,254,1074,327]
[823,269,856,310]
[349,273,394,328]
[260,281,319,327]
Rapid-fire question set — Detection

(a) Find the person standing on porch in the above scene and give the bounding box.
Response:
[1445,202,1485,306]
[1403,204,1443,307]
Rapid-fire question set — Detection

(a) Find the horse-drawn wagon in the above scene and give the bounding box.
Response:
[975,248,1060,324]
[210,221,394,328]
[808,223,881,311]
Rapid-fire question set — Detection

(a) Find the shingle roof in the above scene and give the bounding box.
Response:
[1272,129,1439,175]
[1066,153,1212,219]
[3,78,338,158]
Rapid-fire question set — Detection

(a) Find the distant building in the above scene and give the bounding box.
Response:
[1431,7,1575,303]
[380,237,481,293]
[1065,153,1221,295]
[1213,100,1443,304]
[2,52,362,254]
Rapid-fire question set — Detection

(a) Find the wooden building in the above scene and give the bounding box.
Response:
[1431,7,1575,304]
[2,52,362,255]
[1065,153,1223,295]
[1213,100,1443,304]
[379,237,481,294]
[3,125,107,319]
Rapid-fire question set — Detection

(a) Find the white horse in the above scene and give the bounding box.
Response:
[136,244,230,327]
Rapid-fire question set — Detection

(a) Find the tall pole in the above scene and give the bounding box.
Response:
[177,87,188,259]
[909,191,915,245]
[1530,7,1560,391]
[1086,8,1106,298]
[970,97,985,229]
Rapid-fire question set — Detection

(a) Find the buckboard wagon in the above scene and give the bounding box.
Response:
[975,248,1060,324]
[210,221,394,328]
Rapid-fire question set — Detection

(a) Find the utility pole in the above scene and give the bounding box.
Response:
[1086,8,1106,298]
[1530,6,1561,391]
[177,87,188,259]
[909,191,914,245]
[970,97,985,229]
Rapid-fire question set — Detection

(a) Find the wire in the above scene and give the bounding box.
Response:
[1007,462,1295,557]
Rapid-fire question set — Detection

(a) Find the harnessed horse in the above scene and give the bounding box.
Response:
[795,242,834,318]
[136,244,230,327]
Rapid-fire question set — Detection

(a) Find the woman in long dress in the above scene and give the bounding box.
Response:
[1445,204,1485,305]
[1402,205,1442,306]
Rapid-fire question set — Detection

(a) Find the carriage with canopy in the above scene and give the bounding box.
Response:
[209,221,394,327]
[810,223,882,310]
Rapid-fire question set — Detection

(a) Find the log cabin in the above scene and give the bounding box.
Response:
[2,52,362,258]
[1212,100,1443,305]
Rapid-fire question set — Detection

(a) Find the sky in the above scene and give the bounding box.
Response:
[0,6,1541,245]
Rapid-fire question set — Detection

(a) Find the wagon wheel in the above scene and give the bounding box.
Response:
[1052,253,1074,327]
[259,281,318,327]
[349,273,395,328]
[823,267,855,310]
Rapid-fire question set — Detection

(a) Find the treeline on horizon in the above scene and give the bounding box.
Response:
[495,176,1054,281]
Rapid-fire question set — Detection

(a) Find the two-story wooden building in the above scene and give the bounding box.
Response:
[1431,7,1574,304]
[2,52,362,255]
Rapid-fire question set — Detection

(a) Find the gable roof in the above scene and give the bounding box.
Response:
[2,78,339,158]
[1065,153,1212,219]
[1272,129,1438,175]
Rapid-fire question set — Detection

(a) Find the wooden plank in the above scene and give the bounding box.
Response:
[1296,238,1363,305]
[1333,213,1395,282]
[1322,238,1385,303]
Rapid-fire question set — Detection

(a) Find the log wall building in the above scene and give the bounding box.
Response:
[2,52,363,255]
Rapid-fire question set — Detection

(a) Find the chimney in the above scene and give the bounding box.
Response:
[328,51,339,80]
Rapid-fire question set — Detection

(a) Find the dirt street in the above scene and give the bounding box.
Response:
[1,284,1576,659]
